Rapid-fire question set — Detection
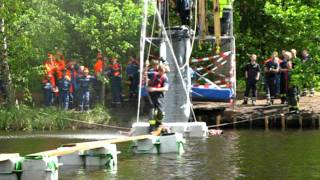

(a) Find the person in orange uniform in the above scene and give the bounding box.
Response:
[44,53,57,76]
[108,58,122,104]
[94,53,105,103]
[55,52,66,80]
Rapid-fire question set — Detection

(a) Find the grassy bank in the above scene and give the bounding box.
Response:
[0,105,111,131]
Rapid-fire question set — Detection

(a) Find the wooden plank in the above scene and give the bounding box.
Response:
[213,0,221,53]
[264,116,269,130]
[27,135,154,157]
[199,0,207,40]
[281,114,286,130]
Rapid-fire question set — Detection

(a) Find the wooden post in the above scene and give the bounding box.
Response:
[312,115,316,129]
[281,114,286,130]
[299,115,303,129]
[233,116,237,129]
[199,0,207,40]
[318,115,320,129]
[264,116,269,130]
[213,0,221,54]
[216,114,221,129]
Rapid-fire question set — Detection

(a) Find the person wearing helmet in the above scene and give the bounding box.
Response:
[147,65,169,134]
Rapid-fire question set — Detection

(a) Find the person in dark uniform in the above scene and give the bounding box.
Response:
[279,51,291,104]
[285,54,299,112]
[42,74,55,107]
[147,64,169,134]
[265,57,279,105]
[126,56,140,99]
[301,49,314,97]
[58,72,71,110]
[176,0,192,26]
[243,54,260,105]
[108,58,123,104]
[78,68,94,111]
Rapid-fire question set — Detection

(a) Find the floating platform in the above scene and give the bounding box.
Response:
[133,133,185,154]
[131,122,208,137]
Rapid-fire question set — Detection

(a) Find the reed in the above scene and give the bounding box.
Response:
[0,105,111,131]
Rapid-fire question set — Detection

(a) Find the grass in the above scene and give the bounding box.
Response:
[0,105,111,131]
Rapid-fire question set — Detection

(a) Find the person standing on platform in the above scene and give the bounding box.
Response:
[126,56,140,99]
[301,49,314,97]
[108,58,123,104]
[287,53,299,112]
[78,68,94,111]
[147,65,169,135]
[243,54,260,106]
[265,56,279,105]
[279,51,291,104]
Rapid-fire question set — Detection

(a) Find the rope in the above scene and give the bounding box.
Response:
[136,0,149,123]
[39,112,131,131]
[180,0,198,70]
[155,6,197,123]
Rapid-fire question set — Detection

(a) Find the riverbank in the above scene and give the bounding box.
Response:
[0,105,112,131]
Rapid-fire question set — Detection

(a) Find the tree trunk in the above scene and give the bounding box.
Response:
[0,2,14,106]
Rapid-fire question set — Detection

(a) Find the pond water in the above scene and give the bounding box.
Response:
[1,130,320,179]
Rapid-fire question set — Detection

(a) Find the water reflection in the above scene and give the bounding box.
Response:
[2,130,320,179]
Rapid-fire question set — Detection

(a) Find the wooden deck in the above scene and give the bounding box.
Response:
[192,93,320,129]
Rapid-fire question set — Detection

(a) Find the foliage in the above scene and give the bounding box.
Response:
[71,0,143,58]
[0,105,111,131]
[233,0,320,89]
[1,0,320,104]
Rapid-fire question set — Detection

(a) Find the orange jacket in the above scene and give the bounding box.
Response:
[44,60,57,75]
[56,60,66,79]
[94,59,104,74]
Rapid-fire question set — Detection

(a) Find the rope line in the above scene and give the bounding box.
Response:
[155,5,198,123]
[136,0,149,123]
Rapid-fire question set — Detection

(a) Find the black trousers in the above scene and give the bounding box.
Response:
[266,77,277,99]
[244,80,257,98]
